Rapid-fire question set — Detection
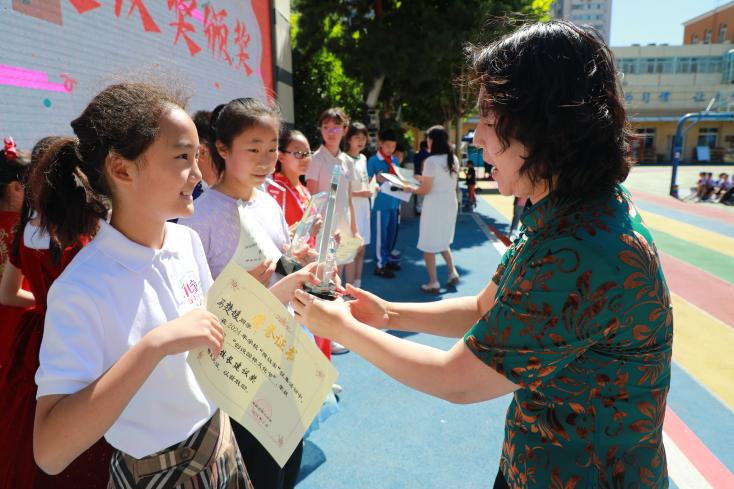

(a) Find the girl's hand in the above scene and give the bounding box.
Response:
[249,258,275,286]
[146,308,224,358]
[269,262,319,304]
[291,243,318,265]
[344,284,390,329]
[309,215,323,238]
[290,289,352,340]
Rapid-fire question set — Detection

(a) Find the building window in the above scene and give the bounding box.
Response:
[704,29,713,44]
[719,24,728,43]
[620,58,638,74]
[698,128,718,148]
[692,34,699,44]
[676,57,690,73]
[633,128,656,163]
[707,57,723,73]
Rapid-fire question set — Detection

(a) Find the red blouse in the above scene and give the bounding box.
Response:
[267,172,312,226]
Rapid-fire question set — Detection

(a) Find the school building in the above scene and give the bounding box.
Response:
[612,41,734,164]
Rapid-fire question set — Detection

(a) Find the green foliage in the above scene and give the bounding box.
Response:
[291,10,364,144]
[291,0,550,141]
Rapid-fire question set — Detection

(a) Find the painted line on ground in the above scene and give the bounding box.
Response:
[634,199,734,238]
[651,229,734,285]
[659,252,734,328]
[639,210,734,259]
[664,431,714,489]
[630,188,734,224]
[670,292,734,410]
[665,407,734,489]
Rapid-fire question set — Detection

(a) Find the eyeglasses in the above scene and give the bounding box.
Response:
[282,150,313,160]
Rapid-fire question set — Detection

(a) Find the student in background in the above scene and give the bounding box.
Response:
[343,122,372,289]
[305,108,359,255]
[0,136,113,489]
[268,129,314,230]
[367,129,402,278]
[0,137,32,373]
[191,110,220,199]
[464,160,477,210]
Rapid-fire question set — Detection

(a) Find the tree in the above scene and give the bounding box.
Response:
[291,0,551,146]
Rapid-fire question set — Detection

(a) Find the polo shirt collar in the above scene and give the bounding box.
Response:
[94,219,179,273]
[318,145,342,162]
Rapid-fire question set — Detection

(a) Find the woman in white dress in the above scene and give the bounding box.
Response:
[406,125,460,293]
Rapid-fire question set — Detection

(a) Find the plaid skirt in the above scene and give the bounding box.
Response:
[107,410,253,489]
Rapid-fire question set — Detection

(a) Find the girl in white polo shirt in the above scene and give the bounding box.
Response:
[31,84,312,489]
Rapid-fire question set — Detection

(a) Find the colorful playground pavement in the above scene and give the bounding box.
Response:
[296,166,734,489]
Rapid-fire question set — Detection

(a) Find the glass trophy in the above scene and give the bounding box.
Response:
[303,165,342,300]
[289,191,328,257]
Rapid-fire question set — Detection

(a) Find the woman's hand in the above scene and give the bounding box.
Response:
[343,284,390,329]
[249,258,275,286]
[268,262,319,304]
[291,289,353,340]
[146,308,224,358]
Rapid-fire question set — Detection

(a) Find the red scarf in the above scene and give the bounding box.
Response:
[378,148,397,174]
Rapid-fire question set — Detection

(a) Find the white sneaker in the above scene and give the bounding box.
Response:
[332,383,343,395]
[331,341,349,355]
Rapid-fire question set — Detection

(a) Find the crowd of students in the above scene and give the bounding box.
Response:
[0,81,464,488]
[687,170,733,204]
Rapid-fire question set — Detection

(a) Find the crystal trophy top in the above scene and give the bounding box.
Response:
[303,165,341,300]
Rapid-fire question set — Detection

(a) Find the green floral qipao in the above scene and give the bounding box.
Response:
[465,185,672,488]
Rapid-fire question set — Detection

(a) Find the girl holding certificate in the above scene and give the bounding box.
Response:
[292,21,672,489]
[180,97,312,489]
[31,83,255,488]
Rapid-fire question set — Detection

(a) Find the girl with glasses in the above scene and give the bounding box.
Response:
[267,129,314,230]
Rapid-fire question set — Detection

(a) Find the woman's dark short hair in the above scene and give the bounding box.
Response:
[470,20,632,198]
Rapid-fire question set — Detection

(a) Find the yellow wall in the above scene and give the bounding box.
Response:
[630,120,734,162]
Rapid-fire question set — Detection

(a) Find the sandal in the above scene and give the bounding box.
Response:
[420,282,440,294]
[447,272,460,286]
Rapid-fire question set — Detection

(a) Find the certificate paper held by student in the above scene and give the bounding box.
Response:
[187,260,338,467]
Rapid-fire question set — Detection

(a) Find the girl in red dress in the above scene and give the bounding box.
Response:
[0,137,32,373]
[0,136,113,489]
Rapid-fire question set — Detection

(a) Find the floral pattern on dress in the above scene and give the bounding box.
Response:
[466,185,672,488]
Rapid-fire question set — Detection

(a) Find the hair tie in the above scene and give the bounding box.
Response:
[3,137,18,161]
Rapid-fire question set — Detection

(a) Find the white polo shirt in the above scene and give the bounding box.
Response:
[305,146,353,235]
[36,220,217,458]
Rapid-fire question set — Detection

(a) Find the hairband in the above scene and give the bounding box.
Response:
[3,137,18,161]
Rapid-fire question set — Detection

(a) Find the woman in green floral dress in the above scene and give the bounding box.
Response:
[291,20,672,489]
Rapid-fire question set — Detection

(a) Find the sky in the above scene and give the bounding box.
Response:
[610,0,729,46]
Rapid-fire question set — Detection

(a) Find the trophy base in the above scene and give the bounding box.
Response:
[276,256,302,276]
[303,284,338,301]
